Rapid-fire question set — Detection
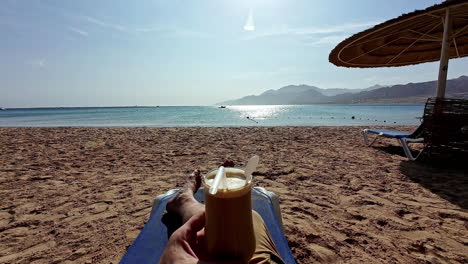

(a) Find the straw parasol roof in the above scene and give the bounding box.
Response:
[329,0,468,68]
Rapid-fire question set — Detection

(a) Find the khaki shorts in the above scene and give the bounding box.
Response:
[249,211,285,264]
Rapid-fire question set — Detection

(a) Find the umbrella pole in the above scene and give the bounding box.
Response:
[437,8,452,98]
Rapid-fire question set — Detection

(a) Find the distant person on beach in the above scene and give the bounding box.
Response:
[159,168,285,264]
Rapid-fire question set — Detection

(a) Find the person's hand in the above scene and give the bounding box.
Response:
[159,211,206,264]
[159,212,242,264]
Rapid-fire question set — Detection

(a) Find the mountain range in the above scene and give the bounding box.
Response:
[219,76,468,105]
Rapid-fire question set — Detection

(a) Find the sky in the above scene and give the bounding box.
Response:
[1,0,467,107]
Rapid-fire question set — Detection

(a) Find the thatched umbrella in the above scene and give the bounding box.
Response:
[329,0,468,98]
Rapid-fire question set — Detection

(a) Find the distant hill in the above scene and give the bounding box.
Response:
[218,76,468,105]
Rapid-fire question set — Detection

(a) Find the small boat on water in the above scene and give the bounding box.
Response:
[219,106,226,109]
[0,107,6,110]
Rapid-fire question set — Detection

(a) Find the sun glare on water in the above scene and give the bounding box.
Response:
[228,105,288,120]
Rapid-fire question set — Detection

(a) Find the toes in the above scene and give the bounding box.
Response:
[221,160,235,167]
[192,169,200,177]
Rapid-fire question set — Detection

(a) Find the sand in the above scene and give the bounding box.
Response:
[0,127,467,264]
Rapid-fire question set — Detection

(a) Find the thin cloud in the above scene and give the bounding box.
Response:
[171,29,212,38]
[300,22,378,35]
[303,34,350,46]
[135,26,211,38]
[134,27,165,33]
[68,27,88,36]
[242,21,379,40]
[81,15,129,32]
[79,15,211,38]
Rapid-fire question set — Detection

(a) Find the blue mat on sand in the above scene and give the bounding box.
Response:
[119,188,296,264]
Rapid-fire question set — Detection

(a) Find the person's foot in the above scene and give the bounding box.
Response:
[167,170,204,224]
[222,159,235,167]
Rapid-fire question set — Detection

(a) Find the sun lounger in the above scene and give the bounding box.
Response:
[119,187,297,264]
[362,126,425,160]
[362,97,468,161]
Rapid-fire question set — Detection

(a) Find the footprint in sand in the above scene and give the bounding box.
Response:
[64,202,117,227]
[290,206,318,219]
[308,244,337,262]
[88,201,112,214]
[0,241,56,263]
[0,211,13,226]
[349,213,367,221]
[130,206,151,217]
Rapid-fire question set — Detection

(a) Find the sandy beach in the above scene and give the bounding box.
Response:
[0,127,467,264]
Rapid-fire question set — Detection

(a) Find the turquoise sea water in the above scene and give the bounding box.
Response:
[0,105,424,127]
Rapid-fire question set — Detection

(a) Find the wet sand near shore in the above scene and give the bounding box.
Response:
[0,127,467,263]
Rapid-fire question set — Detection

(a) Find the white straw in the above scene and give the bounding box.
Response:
[209,166,226,195]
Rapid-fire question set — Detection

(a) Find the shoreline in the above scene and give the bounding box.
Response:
[1,127,466,263]
[1,103,425,110]
[0,125,416,128]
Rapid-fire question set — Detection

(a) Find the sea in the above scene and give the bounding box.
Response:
[0,105,424,127]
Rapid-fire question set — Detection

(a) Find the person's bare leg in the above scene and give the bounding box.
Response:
[166,169,205,224]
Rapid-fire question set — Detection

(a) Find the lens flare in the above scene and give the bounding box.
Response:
[243,9,255,31]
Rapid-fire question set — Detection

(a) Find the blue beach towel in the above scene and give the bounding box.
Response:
[120,187,296,264]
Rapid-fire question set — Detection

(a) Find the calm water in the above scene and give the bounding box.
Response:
[0,105,424,127]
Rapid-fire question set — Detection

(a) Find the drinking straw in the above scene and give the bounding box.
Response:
[209,166,226,195]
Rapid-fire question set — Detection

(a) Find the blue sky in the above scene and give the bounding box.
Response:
[1,0,467,107]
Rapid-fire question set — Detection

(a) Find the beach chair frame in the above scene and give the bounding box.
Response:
[361,129,424,160]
